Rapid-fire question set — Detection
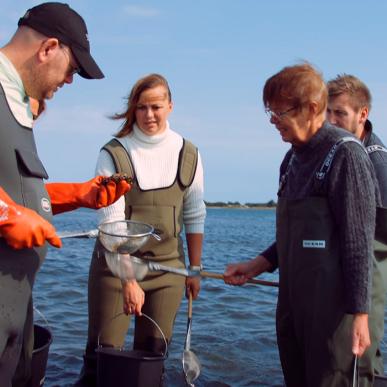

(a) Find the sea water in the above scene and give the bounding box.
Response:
[33,208,387,386]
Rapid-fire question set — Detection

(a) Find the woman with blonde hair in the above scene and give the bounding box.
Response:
[77,73,206,386]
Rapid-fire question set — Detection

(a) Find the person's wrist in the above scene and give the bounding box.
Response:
[354,313,368,319]
[249,255,269,276]
[121,279,137,286]
[189,264,203,271]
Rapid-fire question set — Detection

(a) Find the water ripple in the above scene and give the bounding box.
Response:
[32,208,341,386]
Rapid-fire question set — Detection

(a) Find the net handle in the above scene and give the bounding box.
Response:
[33,306,51,330]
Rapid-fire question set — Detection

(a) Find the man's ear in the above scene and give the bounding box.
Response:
[37,38,60,64]
[359,106,369,125]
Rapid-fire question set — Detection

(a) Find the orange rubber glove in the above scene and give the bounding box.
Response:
[0,187,61,249]
[46,176,131,215]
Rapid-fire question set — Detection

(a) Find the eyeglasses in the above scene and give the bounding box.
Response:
[265,106,297,120]
[59,44,80,77]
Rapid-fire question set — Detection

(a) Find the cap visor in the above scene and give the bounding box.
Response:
[71,46,104,80]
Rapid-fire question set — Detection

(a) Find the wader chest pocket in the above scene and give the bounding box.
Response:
[129,204,178,256]
[15,148,52,218]
[16,148,48,179]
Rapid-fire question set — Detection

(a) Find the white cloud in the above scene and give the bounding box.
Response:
[123,5,160,18]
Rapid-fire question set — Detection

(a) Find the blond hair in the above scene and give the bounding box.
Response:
[112,74,172,138]
[327,74,371,112]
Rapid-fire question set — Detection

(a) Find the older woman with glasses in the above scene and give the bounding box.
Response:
[224,63,383,386]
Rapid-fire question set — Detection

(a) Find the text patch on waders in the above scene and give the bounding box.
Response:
[275,138,381,387]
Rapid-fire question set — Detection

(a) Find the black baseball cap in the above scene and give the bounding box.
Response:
[18,2,104,79]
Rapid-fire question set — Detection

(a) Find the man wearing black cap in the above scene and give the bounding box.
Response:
[18,1,104,81]
[0,3,129,386]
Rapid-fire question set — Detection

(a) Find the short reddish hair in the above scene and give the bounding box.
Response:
[263,63,327,114]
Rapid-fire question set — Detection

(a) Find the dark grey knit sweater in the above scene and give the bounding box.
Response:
[262,122,381,314]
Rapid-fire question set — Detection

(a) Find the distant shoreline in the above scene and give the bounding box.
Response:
[206,205,275,210]
[205,201,276,210]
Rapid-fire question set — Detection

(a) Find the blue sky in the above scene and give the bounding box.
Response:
[2,0,387,203]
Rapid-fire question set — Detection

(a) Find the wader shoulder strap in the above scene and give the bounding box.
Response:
[101,139,134,178]
[102,137,198,187]
[366,144,387,155]
[278,152,295,195]
[316,137,365,181]
[178,139,198,188]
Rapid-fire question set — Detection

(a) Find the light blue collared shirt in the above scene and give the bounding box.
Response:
[0,51,33,128]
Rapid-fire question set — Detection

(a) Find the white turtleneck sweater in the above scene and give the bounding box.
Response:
[95,122,206,234]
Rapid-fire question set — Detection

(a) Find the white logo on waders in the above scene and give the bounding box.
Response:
[303,240,326,248]
[41,198,51,212]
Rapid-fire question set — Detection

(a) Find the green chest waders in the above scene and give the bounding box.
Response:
[371,206,387,375]
[364,144,387,376]
[80,138,199,385]
[368,144,387,286]
[103,138,198,263]
[375,207,387,282]
[0,83,52,386]
[367,140,387,283]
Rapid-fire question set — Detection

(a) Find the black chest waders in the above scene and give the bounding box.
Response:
[79,138,198,386]
[0,84,52,386]
[275,138,382,387]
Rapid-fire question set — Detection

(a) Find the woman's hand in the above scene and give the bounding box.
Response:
[223,255,272,285]
[122,280,145,316]
[186,276,201,299]
[352,313,371,357]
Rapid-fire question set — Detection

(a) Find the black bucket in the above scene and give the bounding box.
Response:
[96,313,167,387]
[97,348,165,387]
[375,374,387,387]
[29,324,53,387]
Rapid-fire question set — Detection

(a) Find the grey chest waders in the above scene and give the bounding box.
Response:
[0,83,52,385]
[366,140,387,376]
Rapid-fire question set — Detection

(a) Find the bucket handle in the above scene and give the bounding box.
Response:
[97,312,168,357]
[33,306,50,330]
